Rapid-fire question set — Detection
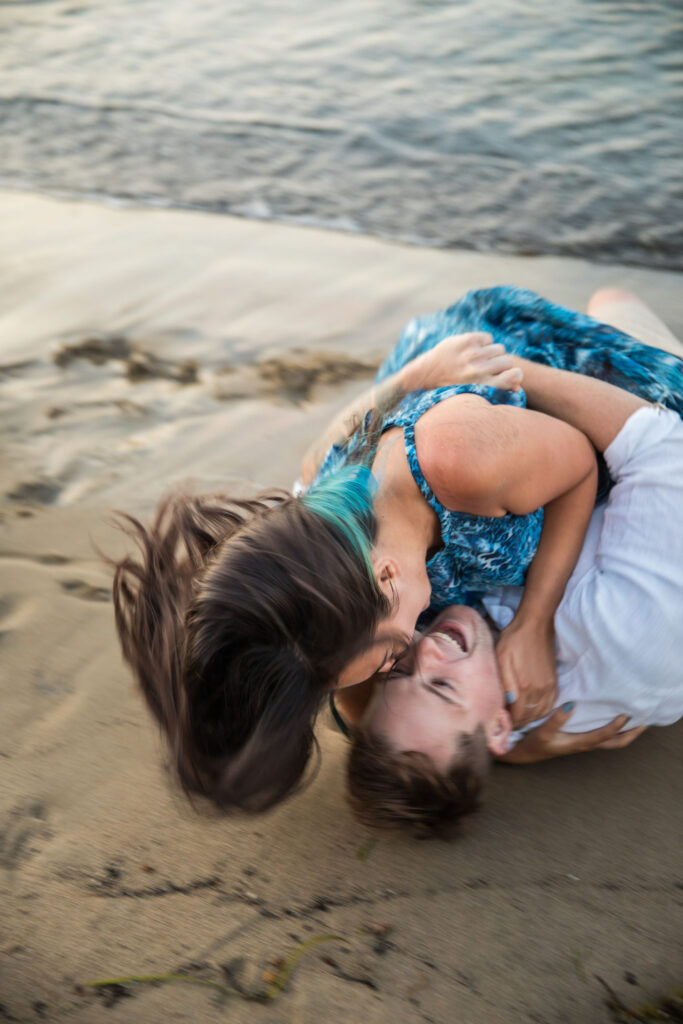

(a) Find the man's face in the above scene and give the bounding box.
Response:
[363,605,512,767]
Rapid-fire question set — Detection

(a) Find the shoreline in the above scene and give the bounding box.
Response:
[2,180,682,276]
[1,188,682,1023]
[1,188,681,512]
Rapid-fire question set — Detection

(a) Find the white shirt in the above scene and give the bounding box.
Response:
[482,406,683,744]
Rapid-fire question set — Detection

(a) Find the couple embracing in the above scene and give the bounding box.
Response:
[112,285,683,837]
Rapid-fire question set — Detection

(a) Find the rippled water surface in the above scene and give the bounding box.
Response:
[1,0,682,266]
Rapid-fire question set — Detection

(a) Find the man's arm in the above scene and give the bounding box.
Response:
[417,397,597,725]
[499,706,646,763]
[512,357,648,452]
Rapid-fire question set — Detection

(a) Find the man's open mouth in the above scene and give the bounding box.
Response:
[429,621,468,654]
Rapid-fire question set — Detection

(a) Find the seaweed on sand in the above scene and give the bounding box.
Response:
[598,976,683,1022]
[82,933,347,1006]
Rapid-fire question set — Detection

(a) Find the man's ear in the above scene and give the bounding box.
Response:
[486,708,513,757]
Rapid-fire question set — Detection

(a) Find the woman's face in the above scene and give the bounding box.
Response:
[335,558,432,689]
[362,605,512,765]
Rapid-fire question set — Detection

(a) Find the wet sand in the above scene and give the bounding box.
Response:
[1,189,682,1022]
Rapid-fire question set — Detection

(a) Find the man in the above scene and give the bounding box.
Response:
[346,338,683,837]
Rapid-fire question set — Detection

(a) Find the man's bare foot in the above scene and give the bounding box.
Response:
[585,288,681,357]
[586,287,642,317]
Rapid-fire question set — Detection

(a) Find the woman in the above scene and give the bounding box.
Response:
[111,286,683,813]
[304,286,683,729]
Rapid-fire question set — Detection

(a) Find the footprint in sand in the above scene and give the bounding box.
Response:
[36,554,71,566]
[60,580,111,603]
[6,479,62,506]
[0,595,17,625]
[0,802,52,870]
[0,595,28,636]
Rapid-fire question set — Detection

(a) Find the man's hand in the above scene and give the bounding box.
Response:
[496,616,558,728]
[498,705,647,764]
[403,332,523,393]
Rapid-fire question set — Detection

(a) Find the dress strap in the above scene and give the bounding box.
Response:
[401,421,446,515]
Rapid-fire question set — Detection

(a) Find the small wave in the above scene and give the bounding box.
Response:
[1,0,680,273]
[0,93,345,137]
[1,177,681,273]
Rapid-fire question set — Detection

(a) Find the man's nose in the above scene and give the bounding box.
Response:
[420,634,448,663]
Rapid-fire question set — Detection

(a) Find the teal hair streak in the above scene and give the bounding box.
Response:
[301,465,377,575]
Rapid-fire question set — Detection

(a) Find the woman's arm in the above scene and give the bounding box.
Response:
[498,705,646,763]
[417,397,597,726]
[494,459,597,726]
[300,333,522,485]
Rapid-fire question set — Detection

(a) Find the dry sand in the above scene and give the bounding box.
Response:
[1,189,681,1023]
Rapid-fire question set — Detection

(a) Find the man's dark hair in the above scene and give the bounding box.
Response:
[346,726,490,839]
[110,489,391,813]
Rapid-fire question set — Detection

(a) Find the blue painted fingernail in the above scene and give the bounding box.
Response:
[561,701,575,713]
[505,691,516,705]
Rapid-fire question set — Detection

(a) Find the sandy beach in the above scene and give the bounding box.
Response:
[1,189,682,1023]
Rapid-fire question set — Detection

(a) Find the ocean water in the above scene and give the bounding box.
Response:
[1,0,681,268]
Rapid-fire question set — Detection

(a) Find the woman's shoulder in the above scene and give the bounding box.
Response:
[313,383,524,490]
[414,396,515,515]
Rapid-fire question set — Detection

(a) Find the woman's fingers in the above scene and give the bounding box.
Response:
[569,713,630,750]
[536,703,573,736]
[443,332,494,355]
[595,724,646,750]
[504,683,519,710]
[496,706,570,763]
[532,686,558,721]
[486,368,522,391]
[419,332,519,389]
[510,689,556,728]
[458,332,495,348]
[476,341,508,360]
[473,349,523,391]
[476,354,515,375]
[551,713,641,754]
[480,366,523,390]
[499,709,644,765]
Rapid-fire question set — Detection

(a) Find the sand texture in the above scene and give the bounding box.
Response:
[1,190,682,1023]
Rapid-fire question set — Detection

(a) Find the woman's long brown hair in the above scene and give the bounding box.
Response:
[110,489,390,812]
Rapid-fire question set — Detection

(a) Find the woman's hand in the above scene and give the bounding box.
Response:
[496,616,558,728]
[402,332,523,393]
[497,705,647,764]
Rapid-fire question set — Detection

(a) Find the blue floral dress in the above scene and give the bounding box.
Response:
[313,286,683,611]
